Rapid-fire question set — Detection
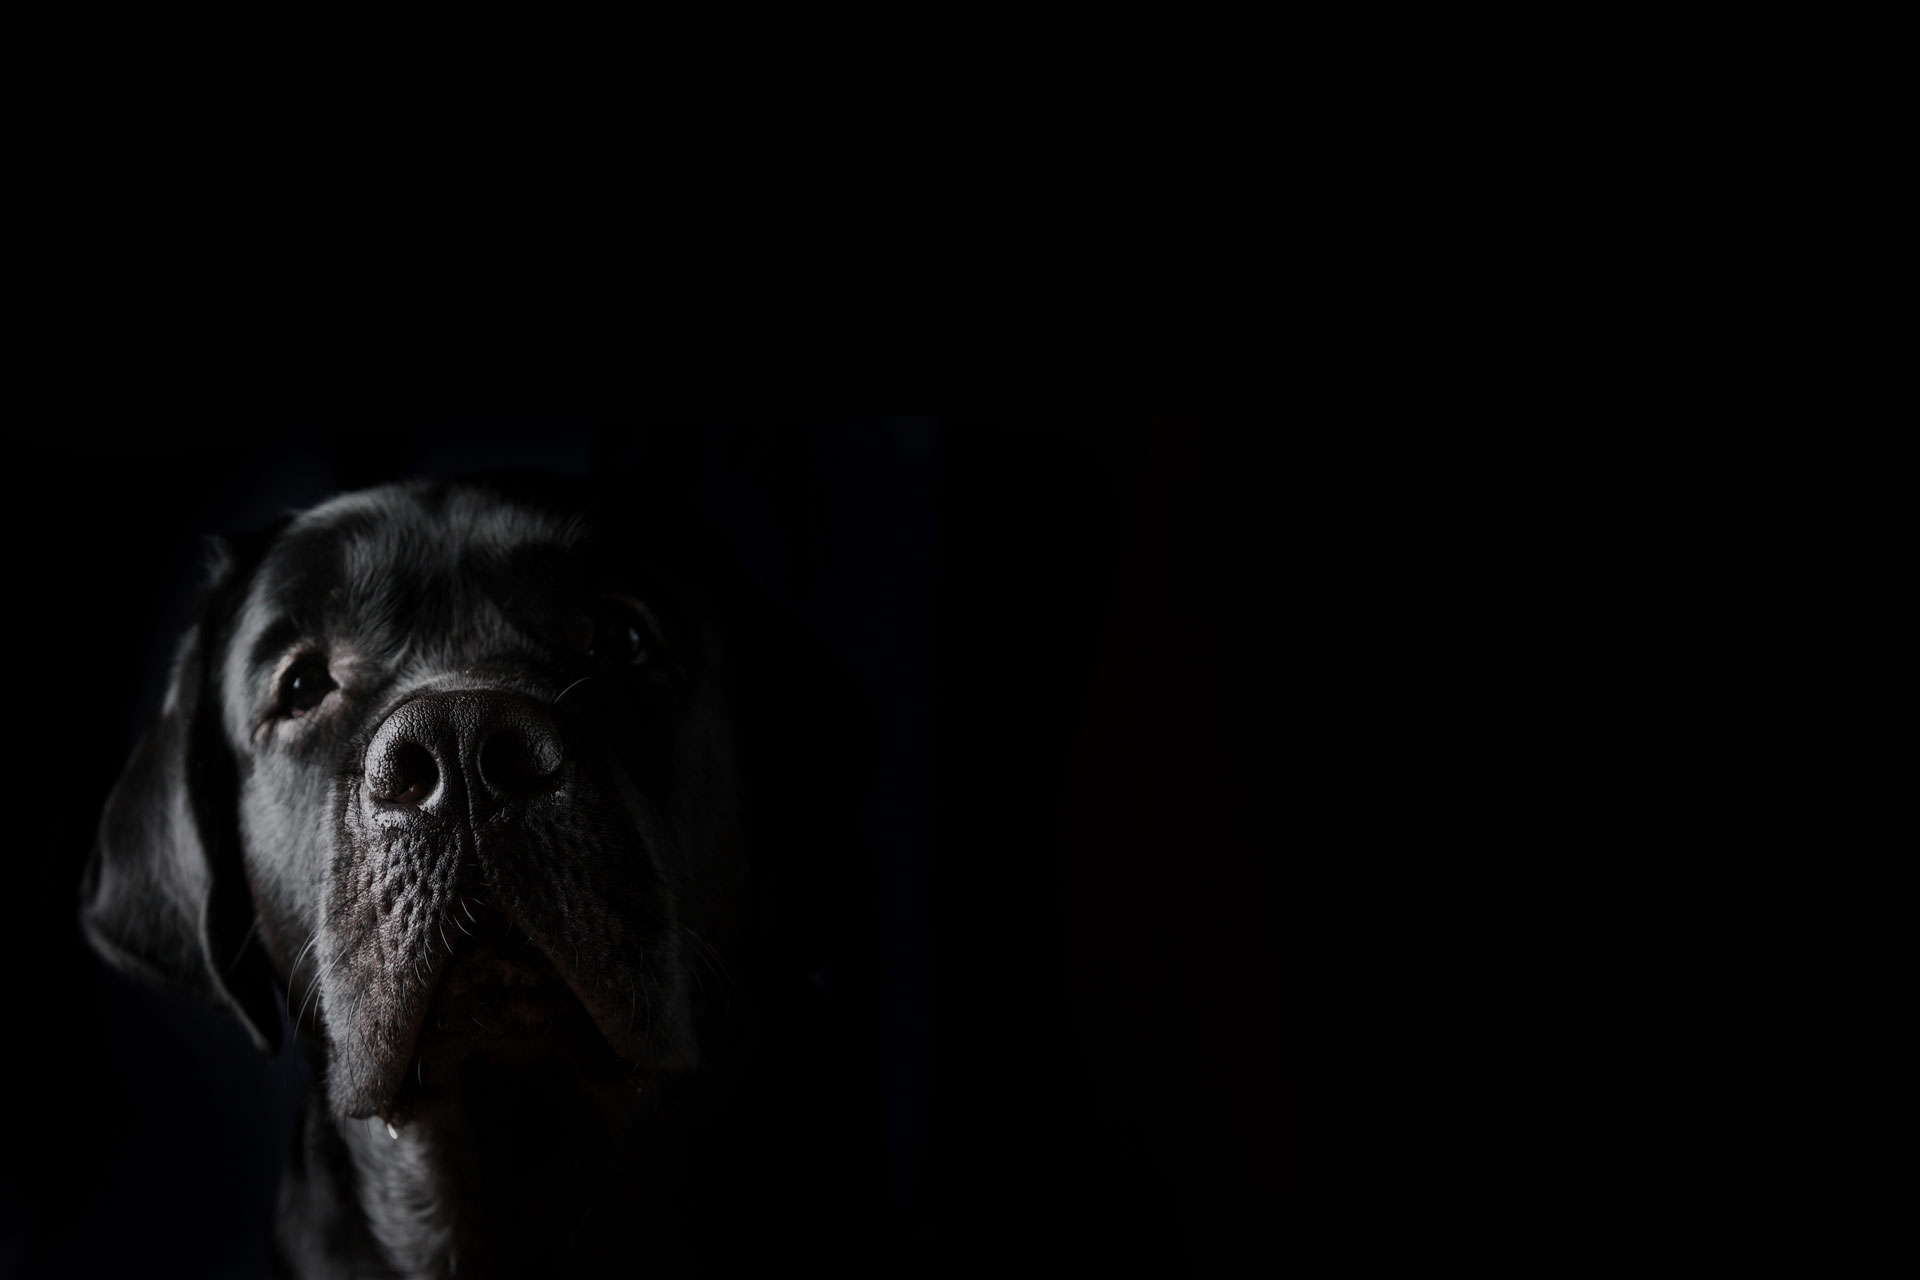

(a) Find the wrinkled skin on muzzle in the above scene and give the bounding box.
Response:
[304,688,695,1119]
[214,484,726,1123]
[80,474,874,1278]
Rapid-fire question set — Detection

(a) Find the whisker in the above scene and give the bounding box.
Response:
[230,915,264,967]
[290,929,322,975]
[297,942,350,1033]
[552,676,594,707]
[284,929,323,1019]
[682,927,737,995]
[296,955,331,1028]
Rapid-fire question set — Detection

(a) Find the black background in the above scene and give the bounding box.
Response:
[0,421,1273,1277]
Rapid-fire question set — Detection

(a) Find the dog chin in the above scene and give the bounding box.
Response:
[325,925,695,1127]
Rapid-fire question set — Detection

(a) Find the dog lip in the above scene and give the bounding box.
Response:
[355,899,681,1118]
[404,911,639,1068]
[419,927,573,1038]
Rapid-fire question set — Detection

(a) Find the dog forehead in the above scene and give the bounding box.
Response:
[280,483,584,582]
[223,483,591,687]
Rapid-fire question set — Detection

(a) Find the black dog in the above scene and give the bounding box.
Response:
[80,474,873,1278]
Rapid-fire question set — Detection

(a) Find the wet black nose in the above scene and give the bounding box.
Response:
[365,690,564,817]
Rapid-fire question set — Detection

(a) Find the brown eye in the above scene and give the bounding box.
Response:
[283,659,336,717]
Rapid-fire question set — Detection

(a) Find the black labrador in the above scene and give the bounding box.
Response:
[80,474,873,1278]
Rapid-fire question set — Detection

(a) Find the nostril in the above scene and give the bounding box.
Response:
[367,693,561,816]
[376,743,440,807]
[477,729,561,799]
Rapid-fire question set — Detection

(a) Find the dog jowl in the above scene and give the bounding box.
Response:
[79,477,763,1277]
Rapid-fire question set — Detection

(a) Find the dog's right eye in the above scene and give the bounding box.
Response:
[281,660,336,718]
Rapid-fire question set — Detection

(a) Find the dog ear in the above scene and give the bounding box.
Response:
[79,536,284,1054]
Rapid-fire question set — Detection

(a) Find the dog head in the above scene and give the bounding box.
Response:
[80,475,775,1126]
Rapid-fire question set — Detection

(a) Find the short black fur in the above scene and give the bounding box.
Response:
[80,474,876,1279]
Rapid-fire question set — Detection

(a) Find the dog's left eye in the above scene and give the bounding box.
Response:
[590,611,649,666]
[581,597,655,667]
[281,659,336,717]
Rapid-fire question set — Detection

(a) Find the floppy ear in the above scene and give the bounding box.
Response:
[79,540,284,1054]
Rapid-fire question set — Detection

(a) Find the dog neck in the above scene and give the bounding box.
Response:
[277,1058,693,1280]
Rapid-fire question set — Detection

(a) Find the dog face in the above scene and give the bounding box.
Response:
[82,477,747,1127]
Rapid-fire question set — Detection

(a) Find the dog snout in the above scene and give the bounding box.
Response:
[365,690,564,817]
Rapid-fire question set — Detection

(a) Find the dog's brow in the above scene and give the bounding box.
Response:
[246,616,303,679]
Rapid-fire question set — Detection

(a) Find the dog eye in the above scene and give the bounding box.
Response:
[282,659,336,717]
[586,599,653,667]
[591,617,648,666]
